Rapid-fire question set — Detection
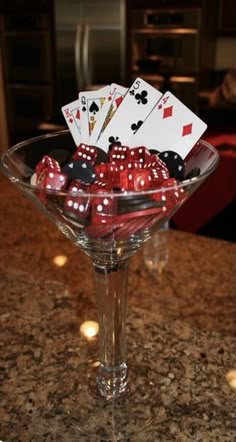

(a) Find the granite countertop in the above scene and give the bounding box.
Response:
[0,174,235,441]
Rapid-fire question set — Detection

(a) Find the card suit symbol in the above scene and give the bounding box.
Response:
[163,106,173,119]
[69,118,73,124]
[182,123,192,136]
[89,101,99,115]
[65,109,71,118]
[108,95,112,101]
[135,90,148,105]
[68,163,73,168]
[129,89,135,96]
[108,136,121,150]
[115,96,123,108]
[157,104,162,110]
[131,120,143,134]
[75,110,80,120]
[82,106,86,112]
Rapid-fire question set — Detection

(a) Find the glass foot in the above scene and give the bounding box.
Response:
[96,362,128,399]
[63,359,157,441]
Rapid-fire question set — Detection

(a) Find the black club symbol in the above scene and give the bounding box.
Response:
[135,90,148,105]
[131,120,143,134]
[108,136,121,150]
[129,89,135,96]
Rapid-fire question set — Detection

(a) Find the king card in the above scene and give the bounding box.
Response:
[61,99,81,145]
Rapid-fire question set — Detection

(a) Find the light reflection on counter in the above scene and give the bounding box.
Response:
[226,370,236,389]
[53,255,68,267]
[80,320,99,340]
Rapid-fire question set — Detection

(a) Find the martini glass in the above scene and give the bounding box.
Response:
[0,131,219,439]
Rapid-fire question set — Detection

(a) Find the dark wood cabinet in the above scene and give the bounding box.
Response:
[218,0,236,34]
[126,0,201,7]
[0,0,56,145]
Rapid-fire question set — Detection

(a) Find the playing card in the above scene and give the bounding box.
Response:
[79,86,109,143]
[96,77,163,152]
[89,83,128,144]
[128,91,207,159]
[61,99,81,145]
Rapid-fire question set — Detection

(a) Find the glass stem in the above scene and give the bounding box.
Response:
[93,259,129,399]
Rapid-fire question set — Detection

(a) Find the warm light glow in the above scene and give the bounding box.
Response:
[226,370,236,389]
[80,321,99,339]
[53,255,68,267]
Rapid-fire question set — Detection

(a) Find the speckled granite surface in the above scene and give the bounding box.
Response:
[0,174,236,441]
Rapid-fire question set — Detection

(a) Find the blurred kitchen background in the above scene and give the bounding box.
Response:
[0,0,235,241]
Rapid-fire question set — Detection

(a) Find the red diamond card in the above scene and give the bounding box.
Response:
[128,91,207,159]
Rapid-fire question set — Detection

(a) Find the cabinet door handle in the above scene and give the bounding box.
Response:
[82,23,91,89]
[75,24,84,92]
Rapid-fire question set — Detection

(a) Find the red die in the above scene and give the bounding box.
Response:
[65,180,90,218]
[90,182,116,224]
[144,154,169,173]
[111,161,142,188]
[127,146,151,166]
[37,168,68,191]
[73,143,97,165]
[109,145,129,163]
[148,167,170,188]
[152,178,185,215]
[95,163,115,184]
[119,169,150,191]
[35,155,61,176]
[94,163,124,187]
[36,168,68,205]
[164,178,185,205]
[126,160,142,170]
[90,181,112,193]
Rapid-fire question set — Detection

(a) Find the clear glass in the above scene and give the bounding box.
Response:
[0,130,219,438]
[143,221,169,274]
[93,260,129,398]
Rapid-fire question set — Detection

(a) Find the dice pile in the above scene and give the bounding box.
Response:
[31,143,187,239]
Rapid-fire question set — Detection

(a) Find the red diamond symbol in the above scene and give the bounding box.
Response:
[115,96,123,107]
[75,110,80,120]
[163,106,173,119]
[157,103,162,110]
[69,117,73,124]
[182,123,192,136]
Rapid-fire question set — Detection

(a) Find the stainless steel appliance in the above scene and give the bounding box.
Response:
[0,0,126,143]
[130,8,201,76]
[128,7,203,110]
[54,0,126,110]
